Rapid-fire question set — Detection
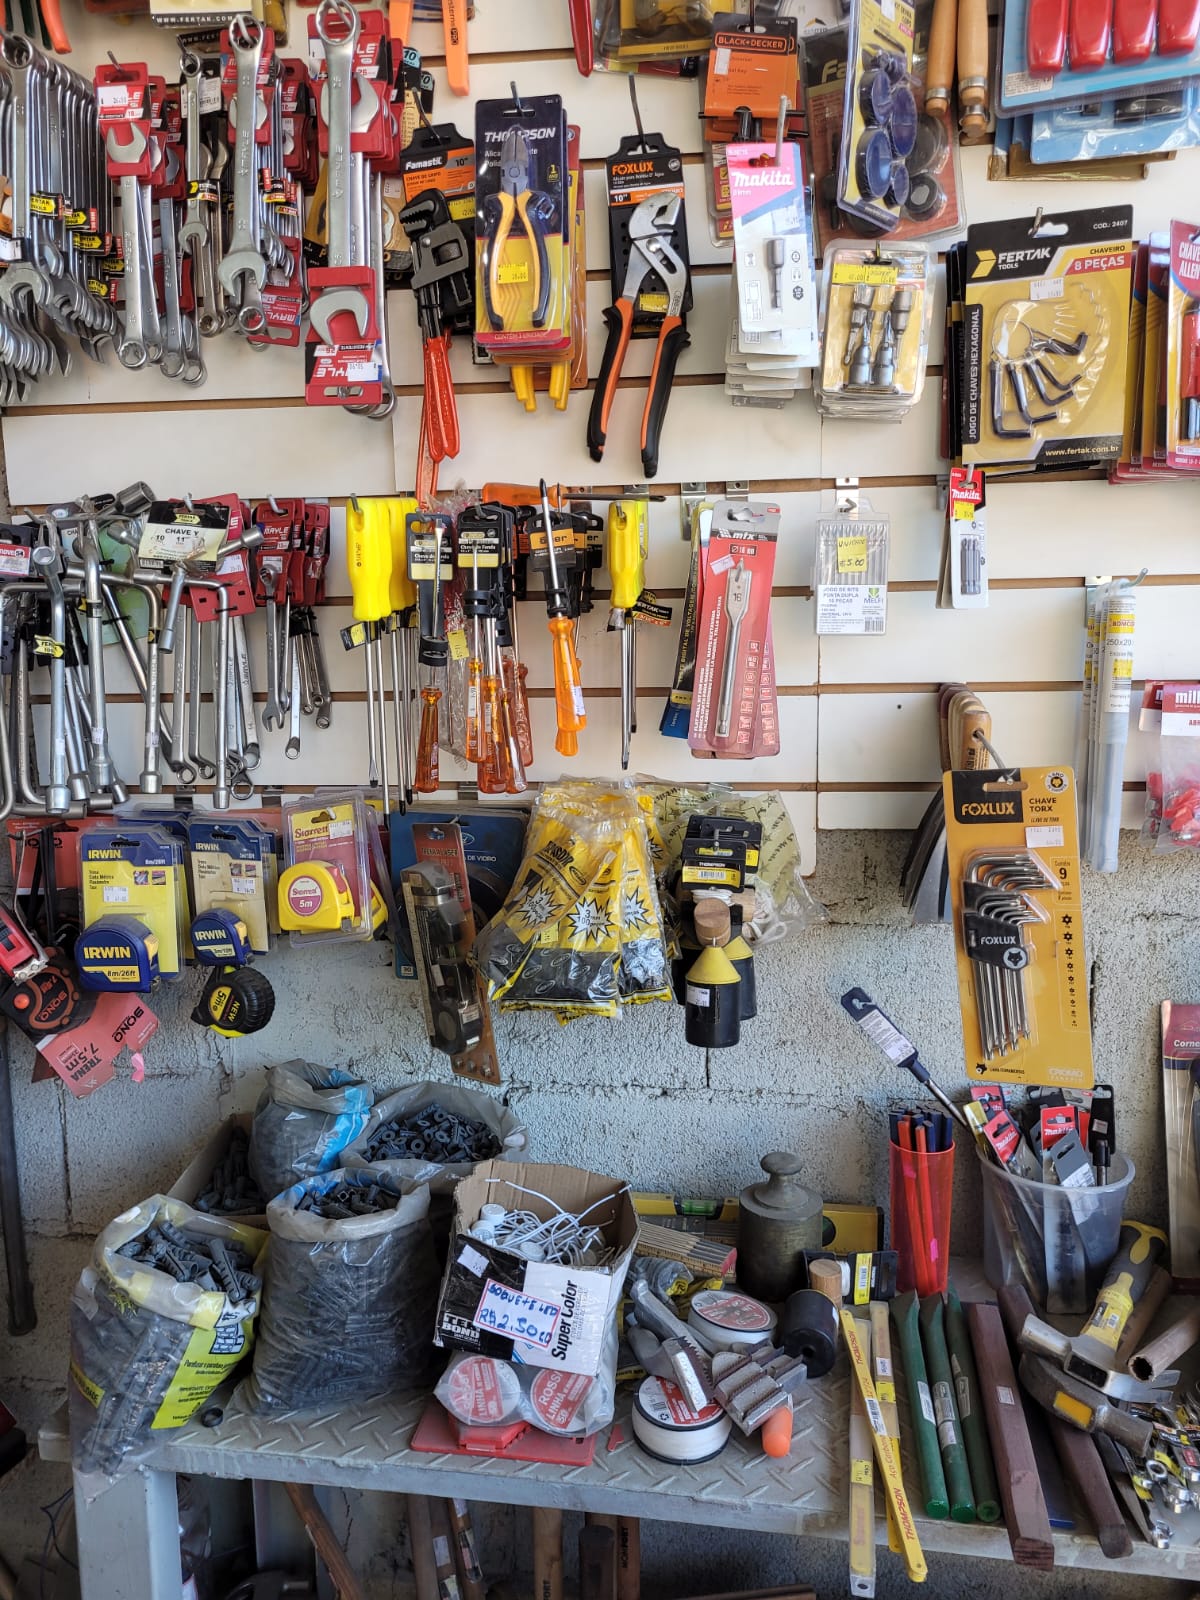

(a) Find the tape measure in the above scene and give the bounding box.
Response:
[0,949,94,1038]
[190,908,253,966]
[191,967,276,1038]
[76,917,159,992]
[278,862,357,933]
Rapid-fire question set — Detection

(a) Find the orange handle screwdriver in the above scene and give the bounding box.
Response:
[388,0,414,42]
[539,480,586,756]
[423,331,460,463]
[502,650,534,766]
[40,0,70,53]
[414,686,442,792]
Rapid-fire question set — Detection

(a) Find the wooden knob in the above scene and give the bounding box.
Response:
[810,1258,845,1305]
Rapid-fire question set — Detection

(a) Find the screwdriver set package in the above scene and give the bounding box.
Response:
[703,12,801,131]
[943,768,1095,1089]
[688,499,780,759]
[816,241,933,418]
[961,206,1135,472]
[836,0,917,232]
[475,94,570,357]
[999,0,1200,114]
[814,490,891,636]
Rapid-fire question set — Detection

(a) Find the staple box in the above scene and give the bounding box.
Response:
[435,1161,638,1377]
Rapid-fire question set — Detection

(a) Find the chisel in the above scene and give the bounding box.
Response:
[943,1285,1001,1523]
[919,1294,976,1522]
[891,1292,949,1518]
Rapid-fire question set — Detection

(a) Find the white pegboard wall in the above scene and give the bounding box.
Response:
[5,1,1200,876]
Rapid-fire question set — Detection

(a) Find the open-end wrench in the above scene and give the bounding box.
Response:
[187,609,218,781]
[231,614,260,766]
[285,644,301,759]
[157,155,187,381]
[216,15,268,326]
[262,593,284,730]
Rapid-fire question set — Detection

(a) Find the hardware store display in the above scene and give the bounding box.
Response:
[14,4,1200,1597]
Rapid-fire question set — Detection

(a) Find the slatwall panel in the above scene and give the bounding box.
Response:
[5,6,1199,876]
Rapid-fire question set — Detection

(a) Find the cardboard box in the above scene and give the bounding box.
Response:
[168,1114,268,1230]
[435,1161,638,1377]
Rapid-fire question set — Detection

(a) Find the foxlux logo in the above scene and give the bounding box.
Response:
[961,801,1016,815]
[550,1279,579,1361]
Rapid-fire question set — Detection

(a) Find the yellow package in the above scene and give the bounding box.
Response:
[79,826,185,977]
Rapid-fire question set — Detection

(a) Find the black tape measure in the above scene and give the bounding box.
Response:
[191,967,275,1038]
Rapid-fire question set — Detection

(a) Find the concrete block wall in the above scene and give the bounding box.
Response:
[0,829,1191,1596]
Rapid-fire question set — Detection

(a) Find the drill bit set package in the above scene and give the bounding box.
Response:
[69,1197,266,1481]
[943,768,1095,1090]
[473,780,671,1020]
[814,488,891,636]
[816,241,933,418]
[960,206,1134,471]
[687,499,780,757]
[239,1169,440,1414]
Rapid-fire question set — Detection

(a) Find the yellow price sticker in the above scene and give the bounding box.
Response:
[496,262,530,286]
[851,1459,873,1486]
[952,501,977,520]
[837,534,868,574]
[831,262,898,286]
[447,629,469,662]
[1113,659,1133,679]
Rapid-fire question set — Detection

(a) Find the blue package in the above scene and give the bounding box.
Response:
[1030,82,1200,159]
[389,810,528,979]
[1000,0,1200,113]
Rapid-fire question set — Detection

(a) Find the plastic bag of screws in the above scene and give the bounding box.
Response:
[193,1128,264,1217]
[345,1083,529,1192]
[248,1060,373,1204]
[69,1197,266,1483]
[238,1168,441,1414]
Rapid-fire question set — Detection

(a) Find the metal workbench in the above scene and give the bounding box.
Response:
[40,1352,1200,1598]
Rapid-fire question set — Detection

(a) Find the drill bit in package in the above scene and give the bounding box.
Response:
[473,779,672,1020]
[814,487,890,636]
[816,241,932,419]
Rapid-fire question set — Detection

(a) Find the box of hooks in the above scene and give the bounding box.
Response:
[434,1161,639,1377]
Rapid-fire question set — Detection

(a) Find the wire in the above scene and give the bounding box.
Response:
[38,1489,77,1600]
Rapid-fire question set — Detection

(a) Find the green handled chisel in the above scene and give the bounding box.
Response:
[944,1283,1002,1523]
[919,1292,976,1523]
[892,1291,949,1519]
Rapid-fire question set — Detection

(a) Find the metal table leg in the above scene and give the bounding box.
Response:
[74,1465,181,1600]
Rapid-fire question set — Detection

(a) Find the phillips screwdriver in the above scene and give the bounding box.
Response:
[346,498,393,811]
[608,499,647,772]
[386,498,419,808]
[410,513,453,794]
[500,519,535,769]
[539,479,586,759]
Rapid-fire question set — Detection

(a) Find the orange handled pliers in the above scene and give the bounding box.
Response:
[483,129,553,332]
[587,192,689,480]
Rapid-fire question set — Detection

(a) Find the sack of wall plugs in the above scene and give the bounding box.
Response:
[238,1169,440,1414]
[435,1315,620,1439]
[248,1060,373,1203]
[69,1197,266,1481]
[473,780,672,1020]
[345,1082,530,1193]
[643,782,827,941]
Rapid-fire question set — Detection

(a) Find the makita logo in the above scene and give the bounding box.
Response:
[114,1005,145,1042]
[962,801,1017,816]
[732,169,793,188]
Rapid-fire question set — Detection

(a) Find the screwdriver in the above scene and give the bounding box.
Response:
[346,498,393,810]
[608,499,647,772]
[410,514,453,794]
[386,498,419,807]
[539,479,586,759]
[500,521,535,768]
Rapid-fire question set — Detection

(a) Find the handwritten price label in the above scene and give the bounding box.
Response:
[472,1279,561,1349]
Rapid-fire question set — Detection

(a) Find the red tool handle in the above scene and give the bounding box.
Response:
[568,0,594,75]
[39,0,71,52]
[1159,0,1200,51]
[422,332,460,464]
[1026,0,1070,71]
[1112,0,1157,58]
[1068,0,1113,67]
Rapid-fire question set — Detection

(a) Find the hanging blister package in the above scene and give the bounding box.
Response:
[998,0,1200,116]
[937,466,989,610]
[688,499,780,758]
[962,206,1134,473]
[1153,682,1200,850]
[1161,1002,1200,1289]
[1166,218,1200,471]
[728,140,817,359]
[278,791,382,946]
[814,489,890,636]
[837,0,917,233]
[1029,86,1200,165]
[944,767,1094,1090]
[816,240,932,419]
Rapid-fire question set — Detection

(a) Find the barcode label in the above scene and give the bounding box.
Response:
[857,1007,913,1063]
[865,1397,885,1435]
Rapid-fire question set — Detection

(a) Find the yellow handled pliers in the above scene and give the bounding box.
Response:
[484,129,553,332]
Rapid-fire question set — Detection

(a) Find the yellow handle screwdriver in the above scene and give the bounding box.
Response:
[386,498,418,807]
[346,498,394,808]
[608,500,647,771]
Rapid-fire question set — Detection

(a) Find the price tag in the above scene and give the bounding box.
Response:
[837,533,868,574]
[472,1278,561,1349]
